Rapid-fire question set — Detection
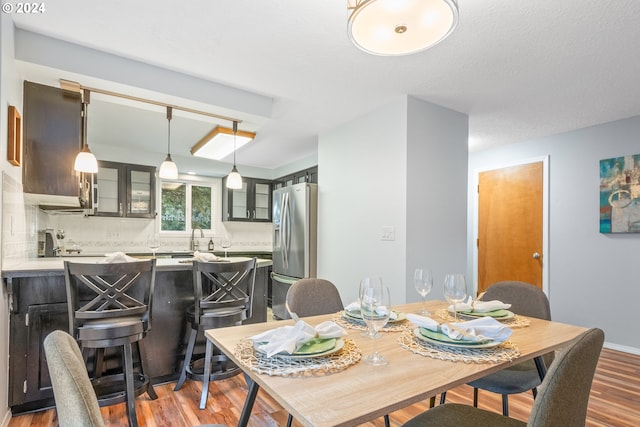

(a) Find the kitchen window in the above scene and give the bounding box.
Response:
[160,178,219,233]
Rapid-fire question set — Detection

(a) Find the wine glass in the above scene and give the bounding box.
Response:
[360,276,391,366]
[443,273,467,322]
[414,268,433,315]
[147,233,161,259]
[220,236,232,258]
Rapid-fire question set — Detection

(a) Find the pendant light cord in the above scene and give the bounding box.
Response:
[233,120,238,166]
[167,106,173,155]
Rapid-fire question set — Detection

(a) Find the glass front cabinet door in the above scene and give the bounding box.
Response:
[94,161,156,218]
[223,177,272,222]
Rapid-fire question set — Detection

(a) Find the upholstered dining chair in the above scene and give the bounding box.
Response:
[285,278,344,317]
[285,278,391,427]
[440,281,553,416]
[45,330,227,427]
[45,330,105,427]
[404,327,604,427]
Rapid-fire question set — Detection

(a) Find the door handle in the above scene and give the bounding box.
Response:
[533,252,541,260]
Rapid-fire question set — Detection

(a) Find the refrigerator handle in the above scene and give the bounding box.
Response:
[282,192,290,270]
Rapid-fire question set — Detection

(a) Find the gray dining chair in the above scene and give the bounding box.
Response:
[45,330,105,427]
[404,327,604,427]
[44,330,227,427]
[285,278,344,317]
[440,281,553,416]
[285,278,393,427]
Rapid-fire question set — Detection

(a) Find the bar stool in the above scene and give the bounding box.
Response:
[63,259,158,427]
[174,258,257,409]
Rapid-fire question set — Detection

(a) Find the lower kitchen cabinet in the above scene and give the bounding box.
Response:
[4,261,269,413]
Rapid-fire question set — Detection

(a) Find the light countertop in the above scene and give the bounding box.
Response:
[2,257,272,278]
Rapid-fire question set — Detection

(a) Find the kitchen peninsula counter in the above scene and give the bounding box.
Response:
[2,257,272,413]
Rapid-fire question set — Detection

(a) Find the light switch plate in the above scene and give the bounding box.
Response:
[381,226,396,241]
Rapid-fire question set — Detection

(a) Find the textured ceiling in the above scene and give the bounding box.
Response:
[10,0,640,171]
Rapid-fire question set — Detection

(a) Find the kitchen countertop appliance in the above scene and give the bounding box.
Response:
[38,229,65,257]
[271,182,318,319]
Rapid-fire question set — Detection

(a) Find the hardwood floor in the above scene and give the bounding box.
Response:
[8,348,639,426]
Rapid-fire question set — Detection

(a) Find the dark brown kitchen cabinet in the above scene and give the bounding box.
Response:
[22,81,83,197]
[222,177,273,222]
[273,166,318,189]
[94,161,156,218]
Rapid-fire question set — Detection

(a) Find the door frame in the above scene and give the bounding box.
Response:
[471,155,550,297]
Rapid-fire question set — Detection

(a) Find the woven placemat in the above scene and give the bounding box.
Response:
[234,338,361,376]
[333,312,410,332]
[398,329,520,364]
[435,309,531,328]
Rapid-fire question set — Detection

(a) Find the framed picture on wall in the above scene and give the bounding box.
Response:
[7,105,22,166]
[599,154,640,233]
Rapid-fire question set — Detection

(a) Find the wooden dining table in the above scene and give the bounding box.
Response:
[204,300,588,427]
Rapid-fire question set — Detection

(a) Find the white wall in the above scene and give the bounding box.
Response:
[318,96,468,307]
[1,14,23,426]
[468,115,640,353]
[318,97,408,305]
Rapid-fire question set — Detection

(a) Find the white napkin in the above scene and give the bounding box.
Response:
[193,250,221,262]
[100,252,139,263]
[344,301,398,320]
[448,296,511,313]
[251,320,347,357]
[407,314,512,342]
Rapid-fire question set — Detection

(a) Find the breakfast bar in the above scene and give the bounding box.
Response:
[2,257,272,413]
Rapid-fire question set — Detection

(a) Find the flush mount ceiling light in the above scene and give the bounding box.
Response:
[159,106,179,179]
[225,121,244,189]
[190,125,256,161]
[347,0,459,56]
[74,89,98,173]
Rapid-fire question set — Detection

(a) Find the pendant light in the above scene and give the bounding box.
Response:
[74,89,99,173]
[225,121,243,189]
[159,106,179,179]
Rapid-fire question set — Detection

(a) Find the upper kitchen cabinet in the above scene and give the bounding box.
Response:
[222,177,272,222]
[22,81,83,197]
[94,161,156,218]
[273,166,318,189]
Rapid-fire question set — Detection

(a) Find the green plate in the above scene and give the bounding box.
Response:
[295,337,337,355]
[419,327,490,345]
[254,338,344,359]
[344,309,406,323]
[458,309,514,319]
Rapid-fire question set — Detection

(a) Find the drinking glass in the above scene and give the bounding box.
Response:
[414,268,433,315]
[147,233,161,259]
[220,236,232,258]
[443,273,467,322]
[360,276,391,366]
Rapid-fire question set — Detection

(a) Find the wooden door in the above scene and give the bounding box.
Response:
[478,162,543,293]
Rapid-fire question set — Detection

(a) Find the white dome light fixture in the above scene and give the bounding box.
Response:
[159,106,179,179]
[225,121,243,190]
[347,0,459,56]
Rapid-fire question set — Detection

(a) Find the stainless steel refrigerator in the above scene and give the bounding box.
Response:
[271,182,318,319]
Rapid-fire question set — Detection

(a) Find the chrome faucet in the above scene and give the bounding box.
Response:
[190,227,204,251]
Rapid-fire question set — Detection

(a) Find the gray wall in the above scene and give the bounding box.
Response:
[406,96,468,302]
[468,115,640,353]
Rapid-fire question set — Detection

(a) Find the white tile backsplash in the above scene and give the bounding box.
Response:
[2,172,38,266]
[47,214,272,254]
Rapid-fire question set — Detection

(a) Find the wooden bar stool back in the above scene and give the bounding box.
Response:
[174,258,257,409]
[63,259,158,427]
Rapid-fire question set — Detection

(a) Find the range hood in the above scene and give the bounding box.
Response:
[25,193,93,215]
